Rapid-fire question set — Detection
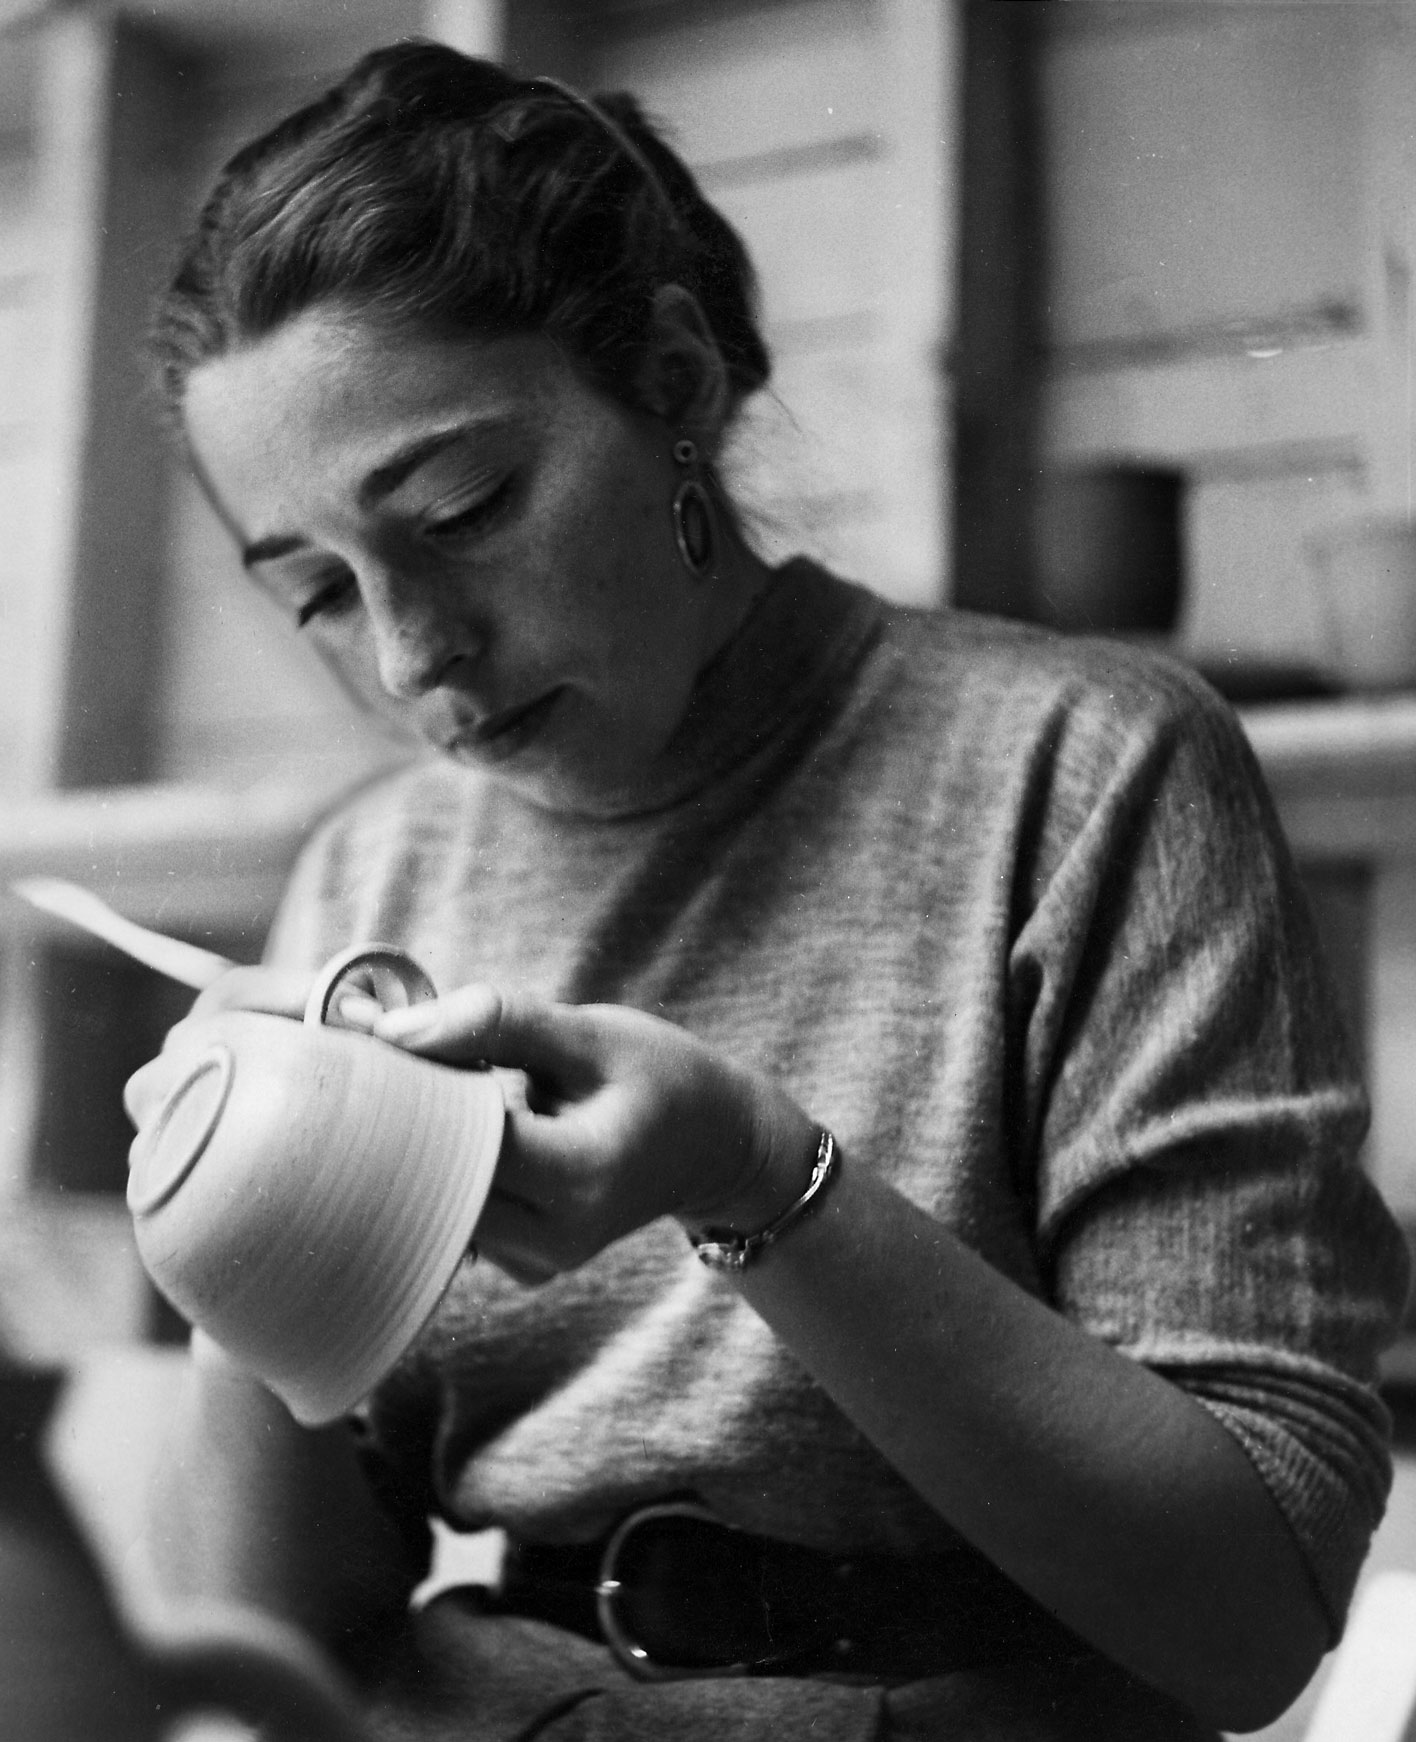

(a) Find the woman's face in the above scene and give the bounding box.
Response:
[183,307,736,809]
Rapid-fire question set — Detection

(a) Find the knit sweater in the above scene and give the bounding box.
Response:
[266,562,1409,1734]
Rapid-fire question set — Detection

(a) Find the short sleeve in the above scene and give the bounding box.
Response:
[1011,666,1411,1632]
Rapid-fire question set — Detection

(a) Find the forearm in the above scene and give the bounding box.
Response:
[366,987,1335,1724]
[716,1137,1328,1731]
[147,1337,420,1668]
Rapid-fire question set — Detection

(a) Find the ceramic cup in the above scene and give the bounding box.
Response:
[126,946,504,1426]
[1030,465,1185,635]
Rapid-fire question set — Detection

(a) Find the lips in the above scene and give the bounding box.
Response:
[448,688,563,762]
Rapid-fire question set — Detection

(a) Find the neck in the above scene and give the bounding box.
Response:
[697,521,777,669]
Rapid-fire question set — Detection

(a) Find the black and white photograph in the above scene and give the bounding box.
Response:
[1,3,1414,1737]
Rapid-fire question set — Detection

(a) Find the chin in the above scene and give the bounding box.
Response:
[438,738,578,806]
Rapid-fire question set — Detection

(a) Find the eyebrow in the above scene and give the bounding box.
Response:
[356,427,476,510]
[240,424,501,570]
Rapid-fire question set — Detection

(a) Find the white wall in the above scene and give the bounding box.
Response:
[590,0,955,606]
[1039,3,1407,682]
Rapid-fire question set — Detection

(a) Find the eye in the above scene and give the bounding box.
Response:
[422,476,515,543]
[295,568,358,629]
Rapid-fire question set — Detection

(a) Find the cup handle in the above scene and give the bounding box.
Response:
[304,944,437,1030]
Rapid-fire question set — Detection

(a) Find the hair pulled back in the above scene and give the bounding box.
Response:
[150,41,771,424]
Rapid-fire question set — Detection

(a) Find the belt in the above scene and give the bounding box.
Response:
[478,1502,1083,1682]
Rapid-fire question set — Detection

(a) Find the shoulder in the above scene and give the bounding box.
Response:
[880,597,1235,740]
[832,586,1258,822]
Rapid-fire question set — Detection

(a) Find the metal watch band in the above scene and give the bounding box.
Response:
[689,1129,837,1271]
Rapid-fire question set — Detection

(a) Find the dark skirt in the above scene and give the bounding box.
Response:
[364,1593,1221,1742]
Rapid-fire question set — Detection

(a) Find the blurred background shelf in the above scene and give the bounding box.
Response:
[1243,693,1416,857]
[0,690,1413,921]
[0,767,397,934]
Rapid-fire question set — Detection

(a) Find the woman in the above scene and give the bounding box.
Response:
[127,41,1410,1741]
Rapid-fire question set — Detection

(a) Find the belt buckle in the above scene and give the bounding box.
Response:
[594,1501,753,1682]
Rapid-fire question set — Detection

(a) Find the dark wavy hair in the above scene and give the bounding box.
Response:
[149,41,771,428]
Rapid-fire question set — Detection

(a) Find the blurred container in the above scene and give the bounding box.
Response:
[0,1361,371,1740]
[1030,465,1185,635]
[1307,515,1416,691]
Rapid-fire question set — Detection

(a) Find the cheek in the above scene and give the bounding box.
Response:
[305,627,400,716]
[583,445,669,586]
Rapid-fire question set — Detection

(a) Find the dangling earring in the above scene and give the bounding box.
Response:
[671,437,715,579]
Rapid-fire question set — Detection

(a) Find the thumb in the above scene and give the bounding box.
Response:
[373,984,600,1082]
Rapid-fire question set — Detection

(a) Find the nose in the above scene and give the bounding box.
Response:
[365,570,478,700]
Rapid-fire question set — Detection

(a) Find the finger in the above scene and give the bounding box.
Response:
[482,1248,560,1289]
[123,1012,229,1120]
[323,991,385,1033]
[491,1067,532,1117]
[471,1106,630,1274]
[123,1054,172,1128]
[373,985,603,1083]
[188,965,312,1022]
[484,1102,594,1208]
[472,1190,565,1287]
[123,1023,207,1126]
[124,1013,241,1128]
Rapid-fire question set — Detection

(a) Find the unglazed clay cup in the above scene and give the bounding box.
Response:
[125,947,503,1426]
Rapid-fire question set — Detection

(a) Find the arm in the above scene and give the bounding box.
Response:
[147,1334,423,1671]
[129,970,426,1672]
[373,986,1328,1732]
[730,1127,1330,1733]
[367,679,1405,1733]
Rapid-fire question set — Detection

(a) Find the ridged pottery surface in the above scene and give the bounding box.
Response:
[127,1011,503,1424]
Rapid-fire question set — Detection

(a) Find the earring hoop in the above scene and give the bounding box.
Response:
[671,438,714,579]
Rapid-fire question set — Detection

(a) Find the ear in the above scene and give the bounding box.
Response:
[635,284,732,444]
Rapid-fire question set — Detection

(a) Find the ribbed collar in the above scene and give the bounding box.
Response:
[527,559,885,822]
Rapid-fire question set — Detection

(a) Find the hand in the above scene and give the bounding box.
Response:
[373,987,820,1284]
[123,966,316,1130]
